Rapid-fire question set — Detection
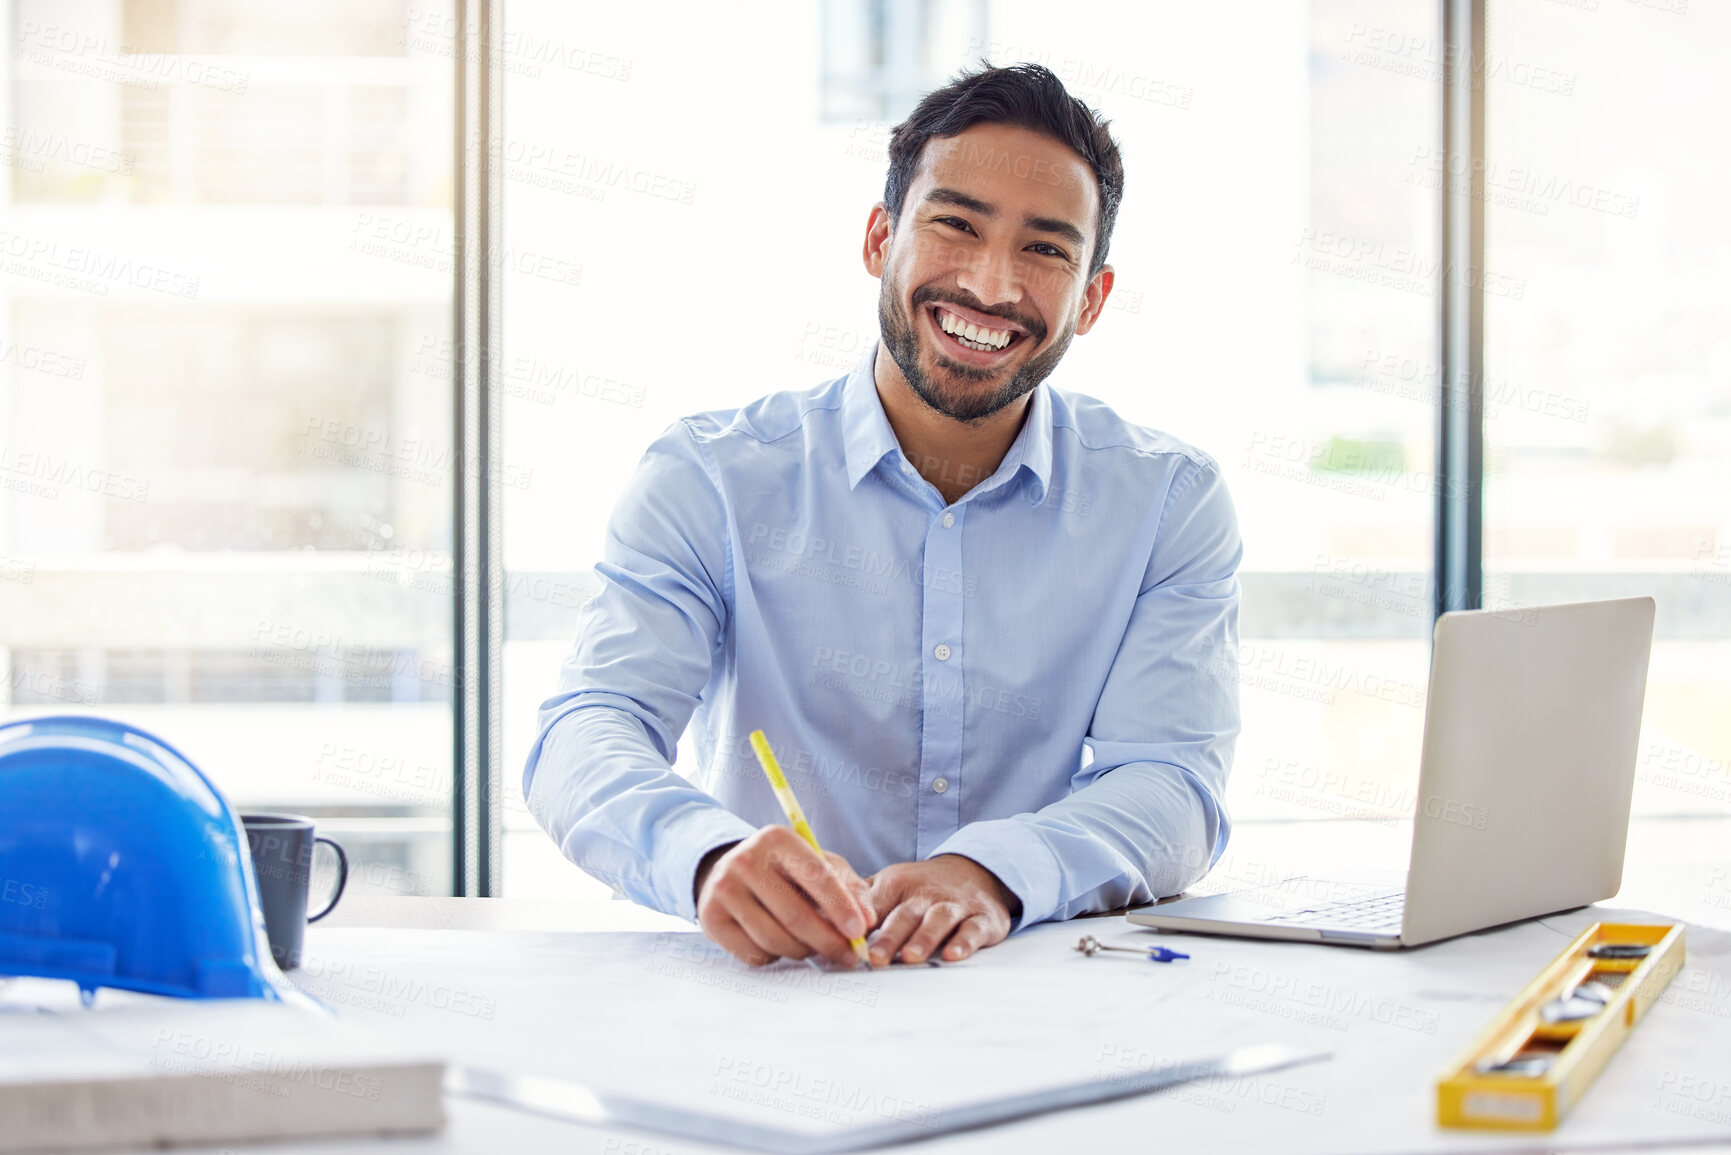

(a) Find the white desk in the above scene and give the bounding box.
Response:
[120,857,1720,1155]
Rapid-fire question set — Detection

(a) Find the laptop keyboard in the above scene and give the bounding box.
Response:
[1259,888,1405,933]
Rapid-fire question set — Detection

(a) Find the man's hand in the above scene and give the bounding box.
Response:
[864,854,1021,965]
[694,826,875,967]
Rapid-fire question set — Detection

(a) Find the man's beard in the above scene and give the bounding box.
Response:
[878,276,1074,424]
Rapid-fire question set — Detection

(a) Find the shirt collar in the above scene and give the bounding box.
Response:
[1003,377,1054,504]
[842,342,904,490]
[841,339,1055,502]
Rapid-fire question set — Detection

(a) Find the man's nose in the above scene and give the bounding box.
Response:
[954,245,1023,311]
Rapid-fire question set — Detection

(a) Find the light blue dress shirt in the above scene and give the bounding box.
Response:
[524,342,1242,931]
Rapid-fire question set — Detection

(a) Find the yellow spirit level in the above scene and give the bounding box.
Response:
[1437,921,1684,1130]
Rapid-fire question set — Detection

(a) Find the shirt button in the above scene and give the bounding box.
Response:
[933,643,951,661]
[941,512,955,528]
[932,777,949,794]
[901,461,914,474]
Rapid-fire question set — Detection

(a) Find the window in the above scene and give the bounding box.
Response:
[1484,1,1731,848]
[3,0,456,899]
[818,0,987,124]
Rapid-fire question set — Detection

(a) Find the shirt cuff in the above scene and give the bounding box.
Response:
[656,804,759,923]
[929,819,1064,933]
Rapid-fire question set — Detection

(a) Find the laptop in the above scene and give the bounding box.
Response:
[1129,597,1656,949]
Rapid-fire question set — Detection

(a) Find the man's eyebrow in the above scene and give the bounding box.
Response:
[922,186,1087,254]
[924,187,997,217]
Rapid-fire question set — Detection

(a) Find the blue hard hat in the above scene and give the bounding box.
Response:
[0,714,294,1003]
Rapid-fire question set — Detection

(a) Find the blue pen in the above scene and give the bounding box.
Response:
[1075,934,1190,963]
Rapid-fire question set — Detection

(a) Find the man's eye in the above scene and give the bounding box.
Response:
[1030,243,1068,259]
[937,217,975,234]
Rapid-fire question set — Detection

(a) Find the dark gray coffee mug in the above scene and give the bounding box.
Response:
[241,813,347,971]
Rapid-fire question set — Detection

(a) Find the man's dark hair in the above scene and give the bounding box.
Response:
[884,62,1125,278]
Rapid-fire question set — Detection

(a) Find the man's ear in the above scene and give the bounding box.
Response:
[862,203,892,279]
[1073,265,1115,336]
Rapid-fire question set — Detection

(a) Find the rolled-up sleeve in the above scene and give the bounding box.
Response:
[930,460,1241,929]
[522,421,757,921]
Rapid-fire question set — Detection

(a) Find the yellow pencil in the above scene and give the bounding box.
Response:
[748,729,872,968]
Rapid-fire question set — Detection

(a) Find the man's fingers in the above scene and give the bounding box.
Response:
[763,837,868,940]
[824,850,877,928]
[899,902,968,964]
[865,898,929,967]
[847,858,1016,966]
[692,827,883,966]
[822,849,866,889]
[706,910,775,968]
[728,890,814,962]
[755,860,857,963]
[864,865,916,922]
[940,914,997,962]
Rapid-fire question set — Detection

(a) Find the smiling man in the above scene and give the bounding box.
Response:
[524,63,1241,968]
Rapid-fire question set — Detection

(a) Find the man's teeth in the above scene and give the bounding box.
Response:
[936,308,1014,351]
